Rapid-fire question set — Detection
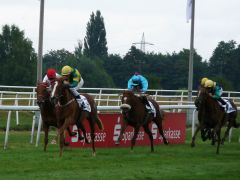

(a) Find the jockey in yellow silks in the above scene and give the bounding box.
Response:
[61,65,87,111]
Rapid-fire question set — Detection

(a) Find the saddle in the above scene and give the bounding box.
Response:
[217,99,236,114]
[137,94,156,117]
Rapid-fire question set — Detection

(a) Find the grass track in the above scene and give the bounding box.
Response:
[0,129,239,180]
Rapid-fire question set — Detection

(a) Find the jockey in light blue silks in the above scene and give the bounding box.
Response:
[128,73,148,93]
[127,73,154,117]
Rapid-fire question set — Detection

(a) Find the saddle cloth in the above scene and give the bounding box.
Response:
[80,95,91,112]
[218,99,236,114]
[145,101,156,118]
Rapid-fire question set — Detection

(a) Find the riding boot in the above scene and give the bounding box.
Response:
[141,95,152,114]
[217,98,227,111]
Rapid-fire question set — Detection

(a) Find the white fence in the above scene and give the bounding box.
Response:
[1,105,239,150]
[1,85,240,149]
[0,104,195,150]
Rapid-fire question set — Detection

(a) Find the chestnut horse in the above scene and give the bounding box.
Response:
[191,87,228,154]
[116,90,168,152]
[51,78,104,157]
[36,82,77,151]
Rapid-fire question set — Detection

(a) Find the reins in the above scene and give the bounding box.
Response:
[56,98,75,108]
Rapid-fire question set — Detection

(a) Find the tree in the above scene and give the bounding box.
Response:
[208,40,237,90]
[43,49,75,74]
[0,25,37,85]
[209,40,236,77]
[83,10,108,58]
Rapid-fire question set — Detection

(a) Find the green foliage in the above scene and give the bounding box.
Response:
[208,40,240,90]
[77,56,114,88]
[43,49,75,74]
[83,10,108,58]
[43,50,114,88]
[0,25,37,85]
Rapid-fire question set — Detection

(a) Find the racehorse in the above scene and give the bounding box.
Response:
[191,87,228,154]
[36,82,77,151]
[194,87,239,145]
[116,90,168,152]
[50,77,104,157]
[220,99,239,144]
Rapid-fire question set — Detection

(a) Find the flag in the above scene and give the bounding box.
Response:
[186,0,192,23]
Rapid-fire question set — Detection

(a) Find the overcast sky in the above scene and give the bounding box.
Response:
[0,0,239,60]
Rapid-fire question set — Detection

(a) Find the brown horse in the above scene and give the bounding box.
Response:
[191,87,228,154]
[194,87,239,145]
[220,99,239,144]
[50,78,104,157]
[36,82,77,151]
[116,90,168,152]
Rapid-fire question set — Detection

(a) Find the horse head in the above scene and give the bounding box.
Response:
[120,90,138,113]
[196,87,209,110]
[50,78,67,106]
[36,82,50,107]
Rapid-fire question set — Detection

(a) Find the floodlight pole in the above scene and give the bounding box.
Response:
[35,0,44,146]
[37,0,45,82]
[187,0,195,123]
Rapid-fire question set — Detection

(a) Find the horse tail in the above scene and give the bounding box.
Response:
[95,116,104,131]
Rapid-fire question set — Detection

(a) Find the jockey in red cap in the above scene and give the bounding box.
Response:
[43,68,61,89]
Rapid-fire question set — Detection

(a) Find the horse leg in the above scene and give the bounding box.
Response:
[221,122,231,145]
[115,120,127,145]
[143,124,154,152]
[66,127,77,137]
[131,126,140,152]
[191,125,201,147]
[153,118,168,145]
[88,117,96,156]
[76,111,90,143]
[215,126,222,154]
[58,127,65,157]
[211,130,216,145]
[43,125,49,152]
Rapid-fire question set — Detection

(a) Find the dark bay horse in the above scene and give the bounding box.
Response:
[51,78,104,157]
[116,90,168,152]
[191,87,228,154]
[36,82,77,151]
[194,87,239,145]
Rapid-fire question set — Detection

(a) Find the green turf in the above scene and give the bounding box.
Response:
[0,128,239,180]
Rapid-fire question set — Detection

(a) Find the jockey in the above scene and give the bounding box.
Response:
[204,79,227,108]
[200,77,208,87]
[127,73,153,115]
[61,65,87,111]
[128,72,148,92]
[42,68,61,90]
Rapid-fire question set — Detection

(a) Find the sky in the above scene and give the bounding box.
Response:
[0,0,239,61]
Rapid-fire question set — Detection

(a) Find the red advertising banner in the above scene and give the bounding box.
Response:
[65,112,186,148]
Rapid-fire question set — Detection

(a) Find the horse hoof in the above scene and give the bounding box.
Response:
[115,141,120,145]
[92,152,96,157]
[191,143,195,147]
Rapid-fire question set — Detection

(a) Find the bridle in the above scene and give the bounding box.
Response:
[51,80,75,107]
